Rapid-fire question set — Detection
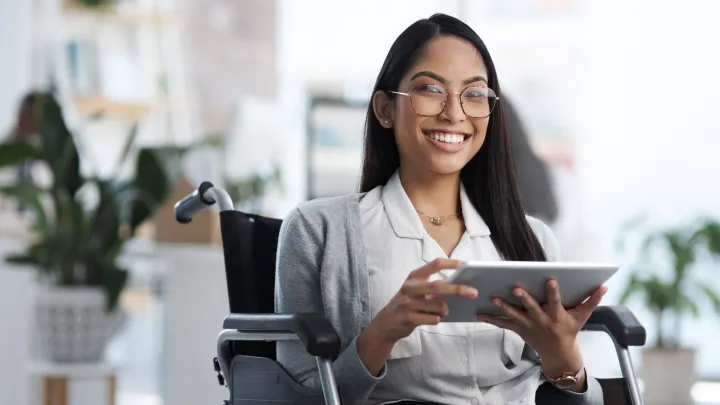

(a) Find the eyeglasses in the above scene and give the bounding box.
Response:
[389,84,499,119]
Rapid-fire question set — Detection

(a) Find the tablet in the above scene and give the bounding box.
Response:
[440,261,618,322]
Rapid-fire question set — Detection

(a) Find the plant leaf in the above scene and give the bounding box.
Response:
[113,123,139,178]
[618,274,640,306]
[128,148,172,232]
[0,182,50,232]
[697,281,720,315]
[5,253,40,267]
[0,139,40,168]
[37,93,83,199]
[663,232,694,282]
[675,292,700,318]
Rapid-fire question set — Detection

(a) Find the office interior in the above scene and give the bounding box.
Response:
[1,0,719,404]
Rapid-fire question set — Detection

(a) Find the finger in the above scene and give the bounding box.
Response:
[408,297,449,317]
[546,278,563,318]
[401,279,478,299]
[493,298,531,328]
[408,258,462,280]
[406,312,442,326]
[514,288,548,323]
[571,285,608,321]
[476,314,520,332]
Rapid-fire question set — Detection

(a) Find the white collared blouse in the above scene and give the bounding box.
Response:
[359,170,562,405]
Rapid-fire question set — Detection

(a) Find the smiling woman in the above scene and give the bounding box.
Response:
[275,13,606,405]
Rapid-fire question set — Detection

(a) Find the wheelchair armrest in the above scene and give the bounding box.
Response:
[223,313,340,358]
[582,305,646,348]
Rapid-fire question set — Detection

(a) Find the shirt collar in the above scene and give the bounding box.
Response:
[459,181,491,237]
[381,170,491,239]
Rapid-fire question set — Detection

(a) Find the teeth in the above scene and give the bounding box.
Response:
[427,132,466,144]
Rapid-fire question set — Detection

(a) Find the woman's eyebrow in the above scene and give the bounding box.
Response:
[463,75,488,85]
[410,71,446,83]
[410,71,488,86]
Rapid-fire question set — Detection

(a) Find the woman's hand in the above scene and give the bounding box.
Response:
[375,258,479,342]
[476,278,607,389]
[357,258,477,375]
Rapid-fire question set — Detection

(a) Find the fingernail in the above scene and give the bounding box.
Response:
[549,279,557,289]
[493,298,502,307]
[465,287,478,298]
[514,289,524,297]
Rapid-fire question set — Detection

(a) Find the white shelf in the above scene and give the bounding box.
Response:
[62,5,183,27]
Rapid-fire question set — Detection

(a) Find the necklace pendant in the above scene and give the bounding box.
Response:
[429,217,443,226]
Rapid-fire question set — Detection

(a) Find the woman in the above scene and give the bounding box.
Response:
[275,13,606,405]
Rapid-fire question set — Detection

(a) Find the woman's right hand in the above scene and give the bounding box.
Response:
[374,258,479,343]
[357,258,478,376]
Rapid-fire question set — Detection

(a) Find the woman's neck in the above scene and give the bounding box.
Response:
[398,167,462,217]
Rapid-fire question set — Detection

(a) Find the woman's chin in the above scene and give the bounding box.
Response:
[425,156,472,176]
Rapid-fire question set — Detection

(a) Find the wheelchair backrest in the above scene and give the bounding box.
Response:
[219,210,283,360]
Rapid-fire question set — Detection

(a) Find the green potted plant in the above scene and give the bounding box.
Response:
[0,91,176,362]
[617,217,720,405]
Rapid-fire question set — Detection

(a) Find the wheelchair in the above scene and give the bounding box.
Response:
[174,181,647,405]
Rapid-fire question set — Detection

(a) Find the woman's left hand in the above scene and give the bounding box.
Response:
[476,278,608,379]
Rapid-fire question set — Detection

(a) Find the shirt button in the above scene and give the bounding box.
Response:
[461,338,468,345]
[471,398,479,405]
[461,356,468,364]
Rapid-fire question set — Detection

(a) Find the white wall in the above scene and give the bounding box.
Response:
[0,0,34,137]
[578,0,720,254]
[0,238,33,405]
[577,0,720,376]
[0,3,35,403]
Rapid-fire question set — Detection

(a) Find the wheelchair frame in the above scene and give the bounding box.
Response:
[174,181,646,405]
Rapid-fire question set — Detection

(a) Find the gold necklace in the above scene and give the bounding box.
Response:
[416,210,462,226]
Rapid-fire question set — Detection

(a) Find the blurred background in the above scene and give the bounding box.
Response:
[1,0,720,404]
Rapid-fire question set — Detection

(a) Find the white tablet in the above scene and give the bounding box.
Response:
[440,261,618,322]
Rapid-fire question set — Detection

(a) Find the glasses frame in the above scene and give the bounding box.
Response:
[388,86,500,119]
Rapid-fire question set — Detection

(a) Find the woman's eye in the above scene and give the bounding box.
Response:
[464,88,487,98]
[415,84,444,94]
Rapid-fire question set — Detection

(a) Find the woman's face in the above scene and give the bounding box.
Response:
[375,35,492,177]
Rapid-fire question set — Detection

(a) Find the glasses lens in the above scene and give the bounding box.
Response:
[410,85,446,116]
[461,87,497,118]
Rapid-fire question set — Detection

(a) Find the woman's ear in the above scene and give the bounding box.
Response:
[372,90,394,129]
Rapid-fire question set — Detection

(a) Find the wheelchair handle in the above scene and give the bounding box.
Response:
[174,181,235,223]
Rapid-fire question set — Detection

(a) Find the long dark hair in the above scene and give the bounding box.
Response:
[359,13,547,261]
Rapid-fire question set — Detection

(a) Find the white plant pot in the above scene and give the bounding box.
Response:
[33,286,126,363]
[641,347,695,405]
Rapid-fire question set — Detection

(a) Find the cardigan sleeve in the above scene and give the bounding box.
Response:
[274,206,385,405]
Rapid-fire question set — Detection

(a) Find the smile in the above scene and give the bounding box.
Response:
[422,130,472,152]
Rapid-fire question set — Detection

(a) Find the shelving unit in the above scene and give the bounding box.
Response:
[31,0,197,149]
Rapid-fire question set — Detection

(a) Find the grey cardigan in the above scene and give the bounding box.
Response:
[274,194,603,405]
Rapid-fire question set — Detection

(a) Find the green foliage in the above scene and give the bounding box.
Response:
[0,92,178,311]
[75,0,116,7]
[618,217,720,348]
